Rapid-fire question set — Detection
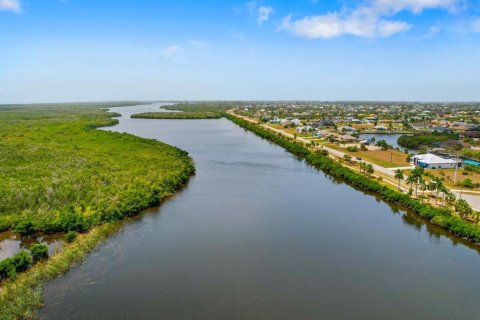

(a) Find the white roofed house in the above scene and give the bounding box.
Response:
[410,153,459,169]
[295,125,313,133]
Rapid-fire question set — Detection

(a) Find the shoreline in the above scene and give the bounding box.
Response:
[224,112,480,246]
[0,106,196,319]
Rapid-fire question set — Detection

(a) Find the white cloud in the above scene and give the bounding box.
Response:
[161,45,182,59]
[242,1,274,26]
[257,6,274,25]
[371,0,458,14]
[0,0,21,13]
[279,0,460,39]
[280,8,411,39]
[471,18,480,32]
[189,40,209,48]
[425,23,441,37]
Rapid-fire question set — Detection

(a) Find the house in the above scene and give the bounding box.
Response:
[296,126,313,133]
[330,133,358,143]
[374,125,388,131]
[464,130,480,139]
[429,126,450,133]
[270,117,281,124]
[312,119,335,128]
[412,122,428,130]
[285,118,302,125]
[338,126,357,133]
[411,153,459,169]
[432,140,471,149]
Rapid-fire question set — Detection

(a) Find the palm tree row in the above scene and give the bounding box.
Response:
[396,166,477,222]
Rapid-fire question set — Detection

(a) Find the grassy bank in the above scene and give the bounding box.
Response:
[225,113,480,243]
[0,222,121,319]
[132,111,222,119]
[0,103,196,318]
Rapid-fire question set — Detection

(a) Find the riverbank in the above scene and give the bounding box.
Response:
[225,113,480,244]
[0,103,196,319]
[0,222,120,319]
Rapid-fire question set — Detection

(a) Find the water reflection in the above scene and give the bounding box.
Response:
[40,104,480,320]
[0,231,64,260]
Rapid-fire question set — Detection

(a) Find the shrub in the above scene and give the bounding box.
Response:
[0,250,33,279]
[347,146,358,152]
[376,139,391,150]
[66,231,77,243]
[30,243,49,262]
[462,178,474,189]
[11,250,33,272]
[14,220,37,237]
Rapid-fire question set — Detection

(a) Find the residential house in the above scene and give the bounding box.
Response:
[411,153,459,169]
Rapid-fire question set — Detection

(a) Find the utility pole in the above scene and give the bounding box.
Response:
[453,156,459,185]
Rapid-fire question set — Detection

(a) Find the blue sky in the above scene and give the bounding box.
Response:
[1,0,479,103]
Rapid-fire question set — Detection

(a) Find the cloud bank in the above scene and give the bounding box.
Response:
[280,0,460,39]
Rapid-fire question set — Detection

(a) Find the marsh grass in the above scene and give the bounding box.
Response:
[0,223,121,320]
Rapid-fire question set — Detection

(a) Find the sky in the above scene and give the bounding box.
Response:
[1,0,480,103]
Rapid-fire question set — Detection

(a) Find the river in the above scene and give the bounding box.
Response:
[41,104,480,320]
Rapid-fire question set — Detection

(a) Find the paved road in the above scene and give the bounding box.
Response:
[453,192,480,211]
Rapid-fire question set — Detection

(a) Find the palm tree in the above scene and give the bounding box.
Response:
[359,162,366,174]
[406,174,416,195]
[408,167,424,196]
[394,169,404,190]
[445,190,456,207]
[474,211,480,226]
[418,179,429,203]
[366,164,374,176]
[430,177,444,204]
[455,199,473,219]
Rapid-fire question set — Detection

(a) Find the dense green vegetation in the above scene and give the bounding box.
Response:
[132,111,222,119]
[0,250,33,280]
[0,103,196,319]
[397,132,459,149]
[162,103,233,113]
[0,103,194,236]
[461,148,480,161]
[226,114,480,243]
[131,103,235,120]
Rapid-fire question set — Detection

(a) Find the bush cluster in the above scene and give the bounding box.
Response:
[0,243,49,280]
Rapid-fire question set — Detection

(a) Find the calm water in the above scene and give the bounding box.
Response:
[41,104,480,320]
[0,232,63,260]
[360,133,410,150]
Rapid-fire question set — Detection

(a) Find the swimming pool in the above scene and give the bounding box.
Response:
[463,159,480,166]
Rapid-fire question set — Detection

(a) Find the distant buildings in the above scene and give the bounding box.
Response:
[338,126,357,133]
[312,119,335,128]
